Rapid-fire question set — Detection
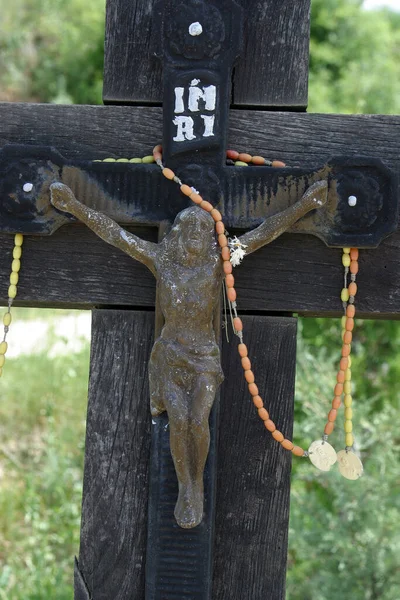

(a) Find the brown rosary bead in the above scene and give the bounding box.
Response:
[233,317,243,331]
[221,246,230,261]
[272,430,284,442]
[244,370,255,383]
[272,160,286,168]
[219,234,228,247]
[328,409,337,422]
[340,357,349,371]
[258,407,269,421]
[324,421,334,435]
[348,282,357,297]
[253,395,263,409]
[292,446,305,457]
[332,396,342,409]
[241,357,251,370]
[350,260,359,275]
[251,156,265,165]
[238,153,252,163]
[343,331,352,344]
[216,221,225,235]
[281,439,294,451]
[238,343,248,357]
[223,261,233,274]
[225,274,235,288]
[227,287,237,302]
[350,248,359,260]
[345,318,354,331]
[265,420,276,432]
[248,383,259,396]
[337,370,345,383]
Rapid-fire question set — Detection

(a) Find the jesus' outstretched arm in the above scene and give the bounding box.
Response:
[50,182,159,276]
[239,180,328,255]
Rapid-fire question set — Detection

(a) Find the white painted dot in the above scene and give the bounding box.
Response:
[189,22,203,36]
[23,183,33,193]
[348,195,357,207]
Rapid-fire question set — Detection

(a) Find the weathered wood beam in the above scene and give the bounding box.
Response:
[1,105,399,317]
[103,0,310,109]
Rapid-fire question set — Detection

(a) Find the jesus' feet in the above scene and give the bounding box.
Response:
[174,483,203,529]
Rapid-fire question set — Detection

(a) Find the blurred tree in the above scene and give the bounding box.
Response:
[0,0,105,104]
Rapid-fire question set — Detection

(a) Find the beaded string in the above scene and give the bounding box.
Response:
[0,233,23,378]
[96,148,361,466]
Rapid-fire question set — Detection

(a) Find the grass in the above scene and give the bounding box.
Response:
[0,311,90,599]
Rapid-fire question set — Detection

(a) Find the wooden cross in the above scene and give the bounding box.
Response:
[1,1,399,599]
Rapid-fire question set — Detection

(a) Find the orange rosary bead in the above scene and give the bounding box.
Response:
[340,357,349,371]
[253,395,263,409]
[346,305,355,318]
[248,383,259,396]
[244,370,255,383]
[258,408,269,421]
[346,318,354,331]
[227,287,237,302]
[162,167,175,180]
[216,221,225,235]
[223,261,233,274]
[238,153,252,163]
[350,261,359,274]
[200,200,213,212]
[190,192,203,205]
[292,446,305,457]
[328,409,337,422]
[348,282,357,296]
[332,397,341,409]
[180,184,192,197]
[272,160,286,168]
[324,421,334,435]
[226,149,239,160]
[343,331,352,344]
[272,430,284,442]
[337,370,345,383]
[281,439,294,451]
[334,383,344,396]
[265,420,276,432]
[342,344,351,357]
[233,317,243,331]
[225,274,235,288]
[219,234,228,248]
[211,209,222,222]
[221,246,230,261]
[241,357,251,370]
[251,156,265,165]
[238,343,248,357]
[350,248,359,260]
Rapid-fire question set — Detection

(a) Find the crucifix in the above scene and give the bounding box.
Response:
[0,0,399,598]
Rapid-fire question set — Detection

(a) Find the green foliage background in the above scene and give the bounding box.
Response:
[0,0,399,598]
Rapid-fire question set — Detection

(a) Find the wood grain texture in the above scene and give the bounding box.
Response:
[103,0,310,108]
[78,310,153,600]
[233,0,310,108]
[213,315,297,600]
[1,105,400,316]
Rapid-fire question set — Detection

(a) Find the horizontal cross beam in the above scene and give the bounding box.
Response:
[0,105,399,317]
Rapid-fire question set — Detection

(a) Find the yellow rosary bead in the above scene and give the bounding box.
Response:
[341,316,347,328]
[342,254,351,267]
[0,355,5,368]
[345,407,353,419]
[129,158,143,163]
[14,233,23,247]
[341,288,350,302]
[344,381,352,395]
[346,433,354,447]
[8,285,17,299]
[344,394,353,407]
[345,369,351,381]
[116,158,129,162]
[3,313,11,327]
[142,155,155,164]
[10,272,19,285]
[0,341,7,355]
[344,420,353,433]
[343,247,351,254]
[103,158,116,162]
[13,246,22,259]
[12,259,21,273]
[347,355,352,368]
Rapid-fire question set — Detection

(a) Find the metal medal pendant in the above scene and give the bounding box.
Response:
[337,450,363,480]
[308,440,337,471]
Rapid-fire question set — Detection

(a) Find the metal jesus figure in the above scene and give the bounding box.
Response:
[50,178,328,529]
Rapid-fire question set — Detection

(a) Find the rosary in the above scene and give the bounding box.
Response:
[1,147,363,481]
